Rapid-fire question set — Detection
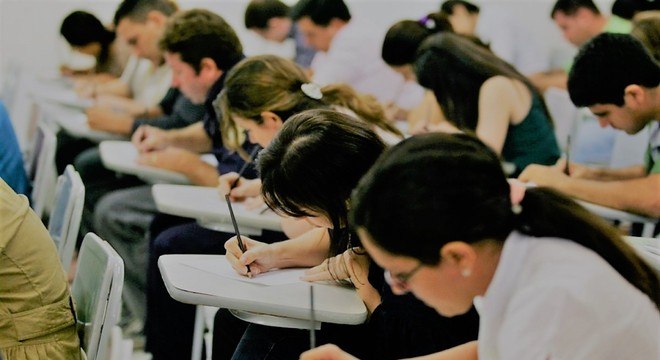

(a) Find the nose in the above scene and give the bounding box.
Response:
[597,117,609,128]
[388,282,410,295]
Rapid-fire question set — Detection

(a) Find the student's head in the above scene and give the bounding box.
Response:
[631,13,660,61]
[382,13,453,81]
[351,133,659,316]
[415,32,536,130]
[259,109,385,252]
[551,0,604,46]
[290,0,351,51]
[159,9,243,104]
[245,0,292,43]
[218,55,400,150]
[439,0,480,35]
[113,0,177,62]
[568,33,659,134]
[612,0,660,20]
[60,11,115,59]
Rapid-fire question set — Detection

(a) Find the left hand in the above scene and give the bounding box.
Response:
[136,147,201,174]
[518,163,569,187]
[302,248,370,287]
[299,344,359,360]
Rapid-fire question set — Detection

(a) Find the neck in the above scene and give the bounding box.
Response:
[651,87,660,120]
[593,15,608,36]
[472,239,503,297]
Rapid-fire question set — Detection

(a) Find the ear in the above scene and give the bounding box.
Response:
[439,241,477,277]
[623,84,646,109]
[259,111,284,128]
[146,10,168,26]
[199,57,223,78]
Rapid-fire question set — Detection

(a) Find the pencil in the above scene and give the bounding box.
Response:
[226,193,252,277]
[564,135,571,176]
[229,146,261,190]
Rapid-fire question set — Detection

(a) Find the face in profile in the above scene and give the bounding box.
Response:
[233,114,283,148]
[116,15,163,63]
[165,52,209,104]
[553,10,592,47]
[296,17,339,52]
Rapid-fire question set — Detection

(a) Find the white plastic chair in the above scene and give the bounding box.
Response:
[29,122,58,218]
[72,233,125,360]
[624,236,660,276]
[578,200,657,238]
[191,305,220,360]
[48,165,85,273]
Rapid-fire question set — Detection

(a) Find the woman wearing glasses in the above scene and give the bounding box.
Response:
[219,110,479,359]
[302,133,659,359]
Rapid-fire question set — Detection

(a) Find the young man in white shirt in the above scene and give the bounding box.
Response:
[290,0,423,112]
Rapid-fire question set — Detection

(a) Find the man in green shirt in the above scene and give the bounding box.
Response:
[520,33,659,218]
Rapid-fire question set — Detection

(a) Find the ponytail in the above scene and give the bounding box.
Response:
[382,13,452,66]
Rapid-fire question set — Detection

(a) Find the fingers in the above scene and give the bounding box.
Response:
[299,344,357,360]
[301,260,334,282]
[218,172,240,196]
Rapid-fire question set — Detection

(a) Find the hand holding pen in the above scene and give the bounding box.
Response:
[563,135,571,176]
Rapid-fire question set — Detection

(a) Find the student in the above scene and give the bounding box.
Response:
[290,0,423,111]
[0,101,29,196]
[0,178,83,360]
[60,10,129,78]
[631,12,660,61]
[414,33,560,176]
[244,0,316,68]
[302,132,660,360]
[520,33,660,218]
[219,110,479,359]
[612,0,660,20]
[531,0,631,91]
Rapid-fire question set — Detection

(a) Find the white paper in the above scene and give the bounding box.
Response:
[183,257,308,286]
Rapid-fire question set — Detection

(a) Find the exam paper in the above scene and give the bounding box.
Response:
[184,257,308,286]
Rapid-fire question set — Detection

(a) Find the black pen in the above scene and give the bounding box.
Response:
[310,285,316,349]
[564,135,571,176]
[226,194,252,278]
[229,146,261,190]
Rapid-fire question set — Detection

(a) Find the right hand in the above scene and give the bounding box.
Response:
[224,236,276,276]
[552,158,593,179]
[217,172,262,201]
[299,344,359,360]
[132,125,169,153]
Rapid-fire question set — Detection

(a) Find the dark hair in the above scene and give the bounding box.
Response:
[290,0,351,26]
[351,132,659,308]
[415,32,548,130]
[258,109,385,255]
[439,0,480,15]
[113,0,177,26]
[382,13,453,66]
[551,0,600,18]
[61,11,116,66]
[568,33,660,107]
[612,0,660,20]
[245,0,290,29]
[160,9,243,73]
[219,55,401,152]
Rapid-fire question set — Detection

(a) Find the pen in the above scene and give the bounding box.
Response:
[229,146,261,190]
[564,135,571,176]
[226,194,252,278]
[310,285,316,349]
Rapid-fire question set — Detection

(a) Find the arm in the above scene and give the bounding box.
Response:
[136,147,220,186]
[519,165,660,217]
[132,122,212,153]
[299,341,478,360]
[528,69,568,93]
[476,76,515,154]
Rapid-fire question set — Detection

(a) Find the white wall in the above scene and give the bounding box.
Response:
[0,0,615,86]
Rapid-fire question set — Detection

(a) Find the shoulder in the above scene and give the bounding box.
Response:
[480,76,517,95]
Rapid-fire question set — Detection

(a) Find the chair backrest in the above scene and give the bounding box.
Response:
[72,233,124,360]
[624,236,660,277]
[29,122,58,218]
[48,165,85,273]
[578,200,657,238]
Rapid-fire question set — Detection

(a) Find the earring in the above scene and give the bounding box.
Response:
[461,268,472,278]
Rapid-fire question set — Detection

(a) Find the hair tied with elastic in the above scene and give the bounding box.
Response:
[507,179,526,215]
[301,83,323,100]
[418,16,436,30]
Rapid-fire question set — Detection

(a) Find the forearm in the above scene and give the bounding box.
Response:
[96,79,130,97]
[586,165,646,181]
[166,122,213,153]
[405,341,478,360]
[270,228,330,268]
[556,175,660,218]
[186,161,220,187]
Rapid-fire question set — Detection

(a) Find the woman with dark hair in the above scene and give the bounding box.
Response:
[60,10,127,77]
[415,33,560,176]
[302,132,659,359]
[217,110,479,359]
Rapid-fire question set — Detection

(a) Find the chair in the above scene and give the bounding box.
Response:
[48,165,84,273]
[72,233,125,360]
[578,200,657,238]
[29,122,58,218]
[624,236,660,276]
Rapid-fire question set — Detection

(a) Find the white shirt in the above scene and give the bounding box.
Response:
[311,21,423,109]
[476,231,659,360]
[119,55,172,107]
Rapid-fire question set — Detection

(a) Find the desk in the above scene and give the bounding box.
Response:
[158,254,367,325]
[152,184,282,235]
[578,200,657,237]
[31,80,93,110]
[99,141,191,184]
[39,103,125,143]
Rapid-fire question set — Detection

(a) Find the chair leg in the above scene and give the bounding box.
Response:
[191,305,205,360]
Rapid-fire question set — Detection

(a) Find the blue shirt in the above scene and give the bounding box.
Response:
[0,101,30,196]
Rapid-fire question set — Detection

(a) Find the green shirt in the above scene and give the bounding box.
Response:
[645,122,660,174]
[564,16,632,72]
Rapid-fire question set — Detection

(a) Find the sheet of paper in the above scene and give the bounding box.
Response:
[183,257,308,286]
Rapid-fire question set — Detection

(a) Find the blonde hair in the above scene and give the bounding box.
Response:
[218,55,402,152]
[631,12,660,61]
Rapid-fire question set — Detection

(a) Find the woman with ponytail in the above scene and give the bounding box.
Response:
[302,132,659,360]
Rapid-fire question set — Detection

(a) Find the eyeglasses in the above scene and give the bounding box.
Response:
[384,262,424,289]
